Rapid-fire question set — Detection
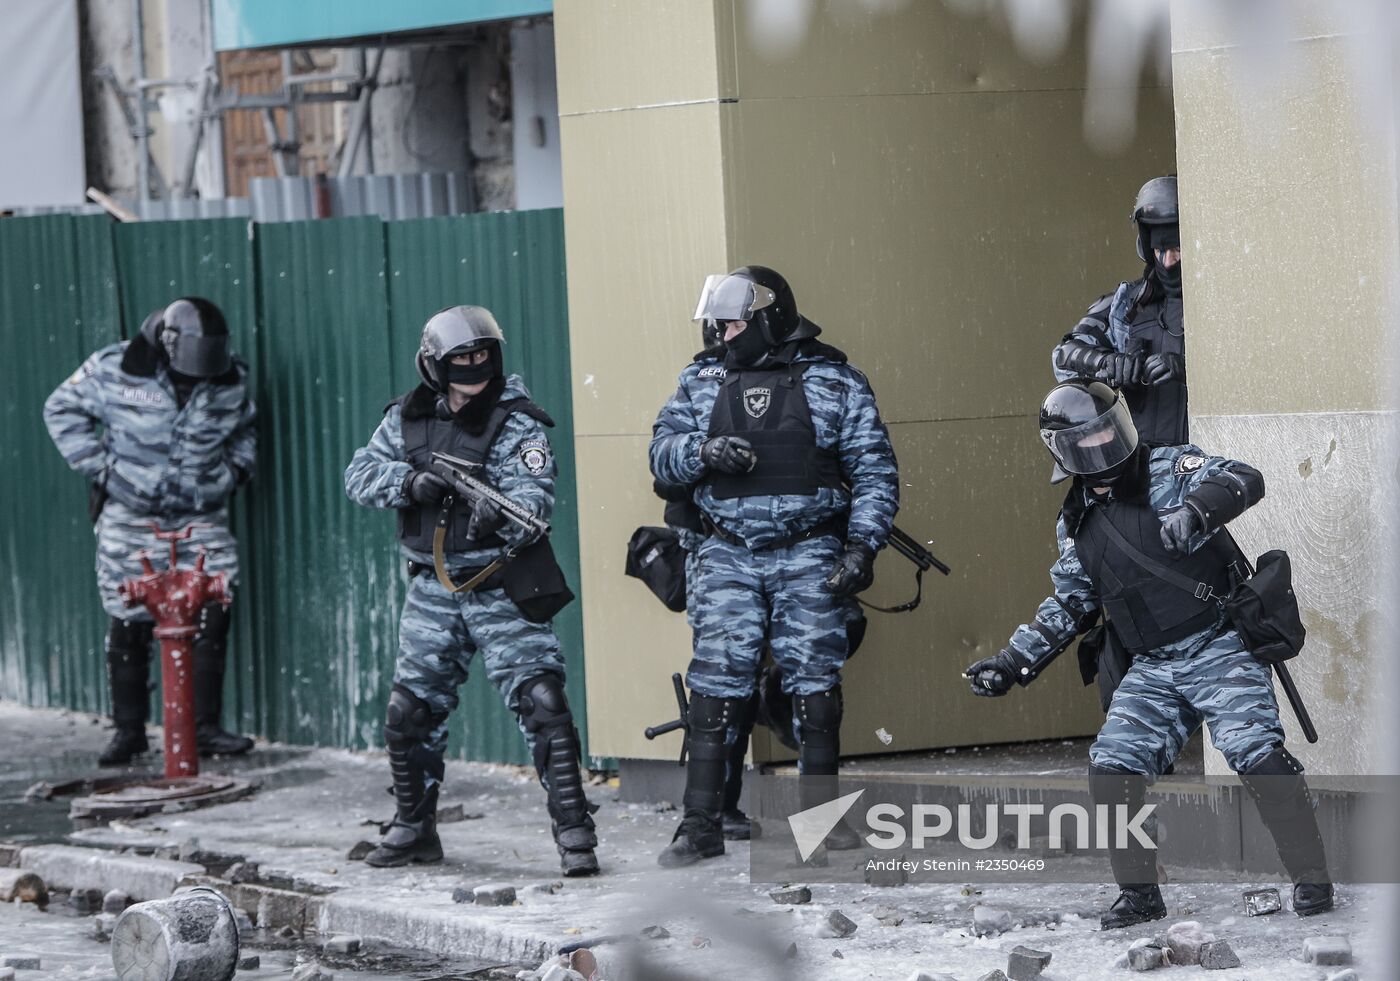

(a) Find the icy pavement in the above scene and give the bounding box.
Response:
[0,700,1392,979]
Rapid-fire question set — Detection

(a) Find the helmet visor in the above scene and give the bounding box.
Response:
[692,274,777,323]
[166,331,231,378]
[1040,395,1138,478]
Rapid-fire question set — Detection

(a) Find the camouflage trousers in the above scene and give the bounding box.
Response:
[686,534,848,699]
[1090,627,1285,775]
[393,570,566,758]
[95,500,239,619]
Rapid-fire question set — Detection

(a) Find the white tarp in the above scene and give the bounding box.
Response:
[0,0,85,209]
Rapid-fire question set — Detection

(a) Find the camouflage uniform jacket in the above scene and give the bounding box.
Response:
[43,335,256,517]
[649,345,899,551]
[343,374,555,570]
[1006,444,1260,677]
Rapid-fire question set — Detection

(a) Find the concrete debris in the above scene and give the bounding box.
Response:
[232,907,254,937]
[0,958,40,970]
[1243,887,1283,916]
[691,936,712,948]
[784,943,799,959]
[291,962,335,981]
[0,870,47,906]
[972,905,1014,937]
[1127,938,1170,971]
[277,925,298,939]
[436,803,482,823]
[67,886,104,913]
[832,948,843,958]
[238,954,261,970]
[0,968,12,981]
[531,881,565,895]
[452,886,474,904]
[93,911,119,940]
[1162,920,1215,966]
[875,727,894,745]
[1325,971,1360,981]
[1198,939,1241,970]
[977,972,1010,981]
[1007,944,1052,980]
[874,905,905,927]
[1302,936,1353,966]
[865,860,909,887]
[227,861,259,884]
[101,888,131,914]
[769,885,811,905]
[538,965,586,981]
[0,845,22,868]
[153,845,180,861]
[346,841,375,861]
[639,925,670,940]
[474,883,518,906]
[816,910,858,939]
[907,974,958,981]
[323,934,362,954]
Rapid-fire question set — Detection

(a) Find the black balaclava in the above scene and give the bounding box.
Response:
[441,342,502,387]
[724,321,773,368]
[1149,224,1183,297]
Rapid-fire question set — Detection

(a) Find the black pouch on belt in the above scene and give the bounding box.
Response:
[502,538,576,623]
[624,526,688,613]
[1224,548,1306,663]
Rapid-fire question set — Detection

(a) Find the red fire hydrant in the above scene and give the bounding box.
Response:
[118,525,230,779]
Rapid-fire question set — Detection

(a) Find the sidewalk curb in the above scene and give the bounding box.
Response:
[18,845,204,902]
[315,893,556,966]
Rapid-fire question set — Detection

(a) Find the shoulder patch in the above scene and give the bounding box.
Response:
[68,356,98,385]
[696,364,726,380]
[1173,453,1207,476]
[518,436,551,476]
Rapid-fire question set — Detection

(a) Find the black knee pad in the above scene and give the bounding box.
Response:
[384,684,444,749]
[516,674,572,733]
[106,617,153,661]
[793,687,843,735]
[688,693,746,735]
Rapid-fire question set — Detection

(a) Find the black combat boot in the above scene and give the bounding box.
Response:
[1240,746,1334,917]
[721,709,754,841]
[99,618,152,767]
[1090,763,1167,929]
[192,603,254,757]
[658,693,740,868]
[517,675,601,876]
[367,686,446,867]
[1101,885,1168,930]
[794,687,861,852]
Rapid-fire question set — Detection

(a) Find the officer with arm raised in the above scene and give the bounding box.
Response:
[650,266,899,867]
[43,298,257,766]
[965,381,1332,928]
[344,306,598,876]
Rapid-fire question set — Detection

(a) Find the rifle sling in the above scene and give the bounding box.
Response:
[432,499,512,594]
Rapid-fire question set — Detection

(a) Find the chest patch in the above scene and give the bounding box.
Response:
[1174,454,1206,476]
[119,386,165,406]
[743,386,773,419]
[519,437,551,476]
[697,365,726,379]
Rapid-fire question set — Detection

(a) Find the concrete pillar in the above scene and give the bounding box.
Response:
[1171,0,1398,773]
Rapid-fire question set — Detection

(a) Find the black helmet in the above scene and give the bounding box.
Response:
[1131,176,1179,262]
[160,297,232,378]
[415,305,506,392]
[1039,380,1139,485]
[138,308,165,348]
[692,265,820,348]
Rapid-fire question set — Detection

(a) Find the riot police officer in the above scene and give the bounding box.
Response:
[1053,176,1188,446]
[44,298,258,766]
[344,306,598,876]
[650,266,899,867]
[964,381,1332,927]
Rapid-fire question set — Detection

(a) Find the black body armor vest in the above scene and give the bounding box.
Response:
[1122,283,1188,446]
[1069,491,1236,655]
[395,386,551,553]
[703,362,843,500]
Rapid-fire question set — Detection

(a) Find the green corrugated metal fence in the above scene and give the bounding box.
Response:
[0,210,588,765]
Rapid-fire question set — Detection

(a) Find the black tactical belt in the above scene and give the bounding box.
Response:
[406,560,507,592]
[706,516,845,552]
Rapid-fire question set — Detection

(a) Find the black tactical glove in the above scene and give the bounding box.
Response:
[965,650,1020,697]
[405,470,451,506]
[466,495,506,541]
[1158,506,1201,555]
[824,542,876,597]
[700,436,757,475]
[1101,352,1144,388]
[1143,352,1185,386]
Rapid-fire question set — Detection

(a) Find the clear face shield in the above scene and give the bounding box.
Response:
[692,274,777,326]
[1041,395,1139,483]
